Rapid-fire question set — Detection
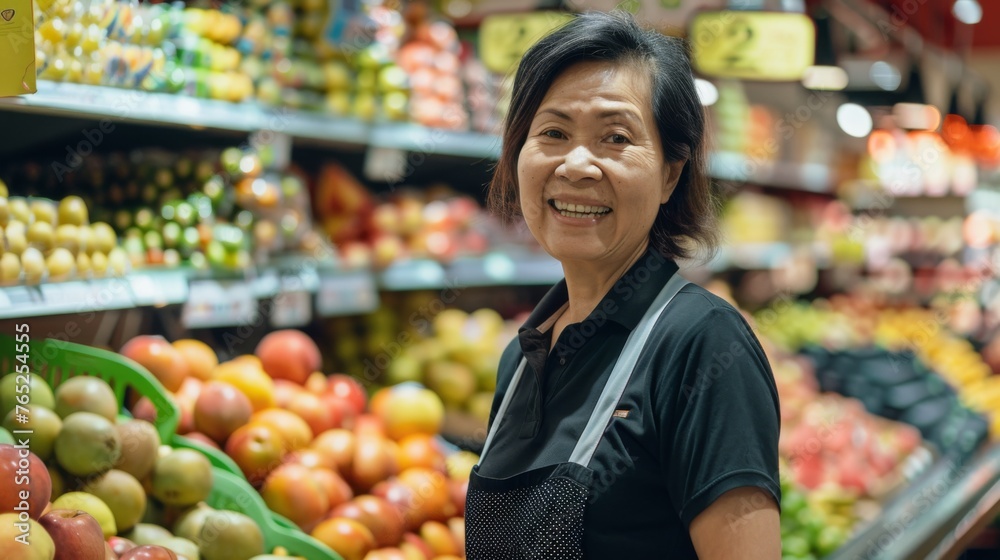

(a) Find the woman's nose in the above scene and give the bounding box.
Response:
[555,145,602,183]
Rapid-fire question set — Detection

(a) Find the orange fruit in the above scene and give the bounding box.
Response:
[213,360,276,412]
[252,408,313,451]
[394,434,446,473]
[172,339,218,382]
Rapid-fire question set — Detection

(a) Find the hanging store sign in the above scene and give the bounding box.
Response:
[479,12,574,74]
[0,0,36,96]
[688,11,815,81]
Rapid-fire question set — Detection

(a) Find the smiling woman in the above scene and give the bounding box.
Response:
[466,10,782,560]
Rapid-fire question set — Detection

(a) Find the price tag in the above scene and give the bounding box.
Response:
[270,290,312,328]
[4,286,35,306]
[129,272,188,306]
[41,281,92,309]
[182,280,257,328]
[317,271,378,316]
[479,12,574,74]
[89,278,134,309]
[0,290,11,309]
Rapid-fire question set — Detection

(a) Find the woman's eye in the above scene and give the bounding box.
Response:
[543,130,565,139]
[608,134,629,144]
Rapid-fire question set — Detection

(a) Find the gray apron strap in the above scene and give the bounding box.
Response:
[478,357,528,461]
[478,273,690,465]
[568,273,690,466]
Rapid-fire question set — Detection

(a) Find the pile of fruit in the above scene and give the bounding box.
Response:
[383,308,509,427]
[30,0,504,131]
[772,354,923,495]
[314,163,505,267]
[0,372,285,559]
[0,188,129,284]
[121,329,477,559]
[756,295,1000,437]
[1,144,328,273]
[778,480,856,560]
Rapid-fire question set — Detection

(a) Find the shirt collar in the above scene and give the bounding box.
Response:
[519,247,680,334]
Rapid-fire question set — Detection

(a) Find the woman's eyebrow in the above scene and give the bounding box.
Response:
[537,108,572,121]
[596,109,641,123]
[535,108,642,123]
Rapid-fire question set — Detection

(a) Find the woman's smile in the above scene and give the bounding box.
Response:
[547,198,612,222]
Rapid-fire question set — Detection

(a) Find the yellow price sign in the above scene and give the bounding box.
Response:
[479,12,574,75]
[689,11,815,81]
[0,0,36,96]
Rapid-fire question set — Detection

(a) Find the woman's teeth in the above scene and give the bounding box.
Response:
[552,200,611,218]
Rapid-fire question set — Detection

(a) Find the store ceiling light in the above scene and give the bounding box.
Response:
[837,103,873,137]
[953,0,983,25]
[869,61,902,91]
[694,79,718,106]
[802,65,849,91]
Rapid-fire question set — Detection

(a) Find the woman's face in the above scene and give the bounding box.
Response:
[517,60,683,269]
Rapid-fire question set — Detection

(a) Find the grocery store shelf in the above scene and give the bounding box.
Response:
[0,279,137,319]
[831,443,1000,560]
[6,83,848,184]
[369,123,501,160]
[0,81,498,158]
[0,81,266,132]
[709,152,836,193]
[379,252,563,291]
[0,252,564,322]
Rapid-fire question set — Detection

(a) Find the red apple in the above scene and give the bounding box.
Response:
[372,479,421,531]
[0,444,51,519]
[255,330,322,385]
[120,336,189,392]
[401,533,434,560]
[287,392,339,436]
[330,495,404,548]
[225,423,287,487]
[118,545,178,560]
[39,509,106,560]
[327,375,367,417]
[449,478,468,517]
[108,536,137,556]
[350,436,397,492]
[106,541,118,560]
[193,381,253,444]
[320,394,358,431]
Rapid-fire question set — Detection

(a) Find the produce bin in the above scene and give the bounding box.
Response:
[0,333,341,560]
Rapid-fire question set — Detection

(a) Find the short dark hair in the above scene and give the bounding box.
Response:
[488,10,719,260]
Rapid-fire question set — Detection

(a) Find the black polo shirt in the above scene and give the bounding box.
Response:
[476,248,781,558]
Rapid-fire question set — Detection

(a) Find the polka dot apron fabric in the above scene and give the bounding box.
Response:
[465,275,690,560]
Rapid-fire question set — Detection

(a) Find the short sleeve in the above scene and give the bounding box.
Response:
[658,306,781,528]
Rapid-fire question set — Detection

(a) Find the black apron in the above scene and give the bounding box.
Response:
[465,274,690,560]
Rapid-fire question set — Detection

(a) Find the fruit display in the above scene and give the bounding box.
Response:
[770,352,924,495]
[0,144,329,273]
[756,334,928,558]
[119,329,477,559]
[314,162,530,268]
[396,13,468,130]
[380,308,510,425]
[0,372,291,560]
[29,0,499,131]
[0,187,130,284]
[755,295,1000,438]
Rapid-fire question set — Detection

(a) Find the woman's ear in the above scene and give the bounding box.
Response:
[660,159,687,204]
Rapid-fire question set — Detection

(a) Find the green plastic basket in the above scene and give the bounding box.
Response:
[209,468,342,559]
[0,333,180,442]
[0,334,341,560]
